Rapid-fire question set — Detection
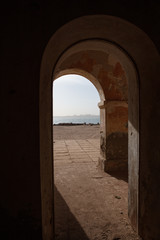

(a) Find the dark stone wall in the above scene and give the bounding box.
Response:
[106,132,128,160]
[1,0,160,239]
[104,132,128,172]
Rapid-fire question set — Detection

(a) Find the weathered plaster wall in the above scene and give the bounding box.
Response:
[105,101,128,171]
[56,50,128,100]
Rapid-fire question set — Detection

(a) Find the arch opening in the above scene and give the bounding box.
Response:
[53,39,137,175]
[53,74,102,239]
[39,15,160,239]
[54,71,105,102]
[52,73,101,121]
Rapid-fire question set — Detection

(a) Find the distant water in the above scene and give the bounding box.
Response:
[53,115,100,124]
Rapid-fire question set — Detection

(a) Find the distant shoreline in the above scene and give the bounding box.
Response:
[53,122,100,126]
[54,115,99,117]
[53,115,100,125]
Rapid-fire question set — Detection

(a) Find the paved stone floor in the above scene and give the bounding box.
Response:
[54,138,141,240]
[54,139,100,165]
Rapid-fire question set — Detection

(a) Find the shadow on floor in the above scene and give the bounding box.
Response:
[54,185,89,240]
[109,170,128,183]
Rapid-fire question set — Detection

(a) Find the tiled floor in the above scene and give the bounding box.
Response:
[54,139,100,165]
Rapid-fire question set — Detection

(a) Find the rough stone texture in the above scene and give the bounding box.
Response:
[107,102,128,134]
[106,132,128,160]
[98,100,128,172]
[105,101,128,171]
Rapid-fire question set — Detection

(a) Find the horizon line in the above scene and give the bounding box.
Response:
[54,114,100,117]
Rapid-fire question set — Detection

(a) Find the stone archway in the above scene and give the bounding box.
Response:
[53,40,135,175]
[40,15,160,240]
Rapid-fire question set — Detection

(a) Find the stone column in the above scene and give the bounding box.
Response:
[98,101,107,169]
[99,100,128,172]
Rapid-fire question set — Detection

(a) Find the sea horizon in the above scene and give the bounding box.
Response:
[54,114,99,117]
[53,114,100,124]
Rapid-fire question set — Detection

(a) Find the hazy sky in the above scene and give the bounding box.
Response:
[53,74,100,116]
